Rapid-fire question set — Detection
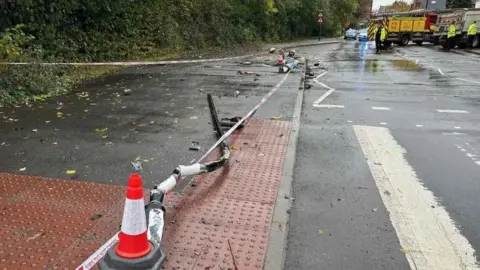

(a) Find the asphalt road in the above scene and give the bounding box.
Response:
[0,54,301,188]
[286,41,480,269]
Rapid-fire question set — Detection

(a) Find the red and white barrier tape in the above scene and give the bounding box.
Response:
[0,54,259,66]
[75,233,119,270]
[75,71,291,269]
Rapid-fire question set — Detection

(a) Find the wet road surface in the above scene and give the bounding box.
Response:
[0,55,301,188]
[287,41,480,269]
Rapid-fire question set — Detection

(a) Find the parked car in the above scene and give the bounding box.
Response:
[344,28,357,40]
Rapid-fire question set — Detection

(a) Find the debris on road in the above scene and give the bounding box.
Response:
[123,88,132,95]
[271,114,283,120]
[318,228,324,235]
[19,167,26,172]
[288,50,296,57]
[372,208,378,212]
[57,112,63,118]
[231,145,239,151]
[269,48,276,53]
[241,61,252,65]
[66,169,77,175]
[189,141,201,151]
[131,161,142,172]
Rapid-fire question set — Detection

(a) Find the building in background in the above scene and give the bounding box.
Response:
[418,0,447,10]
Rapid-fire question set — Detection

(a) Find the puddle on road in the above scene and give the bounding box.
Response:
[360,59,422,73]
[390,59,422,72]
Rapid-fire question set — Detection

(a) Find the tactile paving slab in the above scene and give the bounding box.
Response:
[161,119,290,270]
[0,118,290,270]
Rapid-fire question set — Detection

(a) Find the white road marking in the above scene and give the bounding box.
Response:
[347,120,354,123]
[455,144,480,167]
[442,132,466,136]
[313,89,335,106]
[454,126,462,129]
[313,104,344,108]
[354,125,478,270]
[416,124,423,128]
[372,107,391,111]
[436,110,469,114]
[456,77,480,85]
[438,68,445,76]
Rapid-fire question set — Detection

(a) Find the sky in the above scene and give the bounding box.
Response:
[372,0,408,10]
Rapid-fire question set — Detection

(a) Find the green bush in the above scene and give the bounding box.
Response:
[0,0,361,105]
[0,65,71,105]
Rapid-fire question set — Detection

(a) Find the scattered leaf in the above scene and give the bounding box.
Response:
[32,129,38,132]
[19,167,26,172]
[45,120,51,124]
[90,213,103,221]
[190,116,198,120]
[372,208,378,212]
[66,170,76,175]
[270,115,283,120]
[318,228,324,235]
[95,127,108,133]
[231,145,239,151]
[52,142,58,145]
[57,112,63,118]
[101,135,108,139]
[400,249,409,254]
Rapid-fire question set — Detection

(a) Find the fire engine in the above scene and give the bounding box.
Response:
[368,10,439,46]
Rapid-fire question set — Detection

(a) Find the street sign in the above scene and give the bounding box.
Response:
[318,13,323,23]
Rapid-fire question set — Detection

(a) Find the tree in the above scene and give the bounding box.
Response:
[386,1,411,12]
[446,0,474,8]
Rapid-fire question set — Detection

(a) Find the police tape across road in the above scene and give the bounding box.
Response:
[1,54,260,66]
[0,40,341,66]
[75,70,292,270]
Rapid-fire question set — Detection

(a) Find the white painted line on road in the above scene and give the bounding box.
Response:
[455,144,480,167]
[354,125,478,270]
[438,68,445,76]
[442,132,466,136]
[315,71,327,79]
[455,77,480,85]
[380,122,388,125]
[313,89,335,106]
[437,110,469,114]
[416,125,423,128]
[372,107,391,111]
[313,104,344,108]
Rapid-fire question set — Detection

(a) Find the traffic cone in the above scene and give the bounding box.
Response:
[115,173,152,259]
[277,50,285,66]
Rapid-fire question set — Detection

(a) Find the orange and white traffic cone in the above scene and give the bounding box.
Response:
[277,50,285,66]
[115,173,151,259]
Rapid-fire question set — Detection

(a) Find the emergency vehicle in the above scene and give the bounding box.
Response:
[433,8,480,49]
[368,10,439,46]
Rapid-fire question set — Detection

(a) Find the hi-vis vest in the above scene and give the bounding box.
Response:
[468,23,477,35]
[380,28,387,41]
[448,25,456,38]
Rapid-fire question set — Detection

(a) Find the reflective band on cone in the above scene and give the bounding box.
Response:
[115,174,151,259]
